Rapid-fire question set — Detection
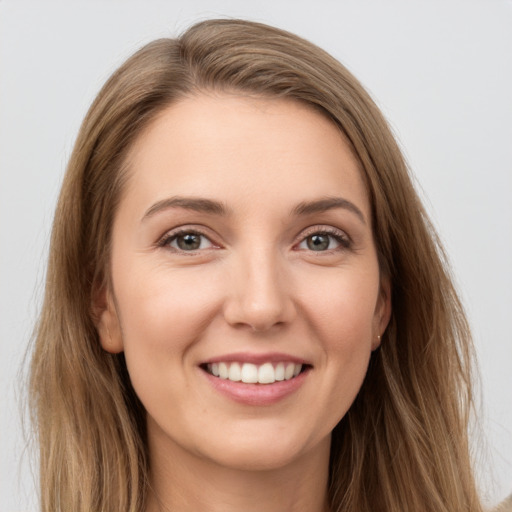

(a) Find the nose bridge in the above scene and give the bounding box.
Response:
[224,241,293,331]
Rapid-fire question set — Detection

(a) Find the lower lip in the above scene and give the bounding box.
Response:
[201,368,310,406]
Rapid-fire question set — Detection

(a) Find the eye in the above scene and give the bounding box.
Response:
[297,229,350,252]
[160,230,214,252]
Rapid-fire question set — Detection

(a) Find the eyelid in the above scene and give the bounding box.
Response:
[155,224,351,252]
[294,225,352,250]
[156,225,220,251]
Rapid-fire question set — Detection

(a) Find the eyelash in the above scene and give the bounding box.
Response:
[296,227,351,253]
[157,228,216,253]
[157,226,351,254]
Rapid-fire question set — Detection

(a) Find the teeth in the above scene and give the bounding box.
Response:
[218,362,228,379]
[241,363,258,383]
[275,362,285,381]
[258,363,275,384]
[228,362,242,381]
[284,363,295,380]
[207,362,303,384]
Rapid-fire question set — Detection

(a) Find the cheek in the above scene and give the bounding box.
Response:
[299,263,380,343]
[114,264,223,368]
[113,264,227,423]
[298,266,379,416]
[321,290,375,387]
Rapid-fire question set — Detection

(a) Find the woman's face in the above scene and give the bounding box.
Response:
[97,93,390,471]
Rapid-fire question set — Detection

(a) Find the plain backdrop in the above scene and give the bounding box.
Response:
[1,1,511,510]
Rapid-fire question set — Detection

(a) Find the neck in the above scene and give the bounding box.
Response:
[145,425,331,512]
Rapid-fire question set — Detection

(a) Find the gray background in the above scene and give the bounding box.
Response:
[1,1,511,510]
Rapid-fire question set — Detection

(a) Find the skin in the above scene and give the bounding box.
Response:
[96,93,391,512]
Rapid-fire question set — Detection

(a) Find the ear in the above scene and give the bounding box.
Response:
[372,276,392,351]
[92,283,124,354]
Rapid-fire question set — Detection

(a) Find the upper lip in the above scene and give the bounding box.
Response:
[201,352,311,366]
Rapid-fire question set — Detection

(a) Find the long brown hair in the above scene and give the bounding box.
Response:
[29,19,482,511]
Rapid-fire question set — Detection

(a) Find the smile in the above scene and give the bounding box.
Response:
[205,361,303,384]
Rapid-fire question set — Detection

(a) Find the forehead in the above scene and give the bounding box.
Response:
[121,93,369,219]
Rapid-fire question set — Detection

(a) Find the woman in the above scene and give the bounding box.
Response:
[29,19,483,512]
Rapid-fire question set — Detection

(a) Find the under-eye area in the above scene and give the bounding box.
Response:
[201,361,312,384]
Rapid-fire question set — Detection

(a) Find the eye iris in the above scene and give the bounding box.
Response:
[307,234,330,251]
[177,233,201,250]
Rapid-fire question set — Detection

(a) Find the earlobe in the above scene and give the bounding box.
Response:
[92,284,124,354]
[372,277,392,351]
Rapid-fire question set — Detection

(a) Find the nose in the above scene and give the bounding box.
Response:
[223,248,296,332]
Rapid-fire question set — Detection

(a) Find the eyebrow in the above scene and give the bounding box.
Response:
[142,195,366,225]
[292,197,366,225]
[142,196,230,221]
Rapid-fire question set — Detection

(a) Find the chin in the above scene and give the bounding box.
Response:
[196,429,331,472]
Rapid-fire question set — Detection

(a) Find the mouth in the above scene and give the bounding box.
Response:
[200,361,311,385]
